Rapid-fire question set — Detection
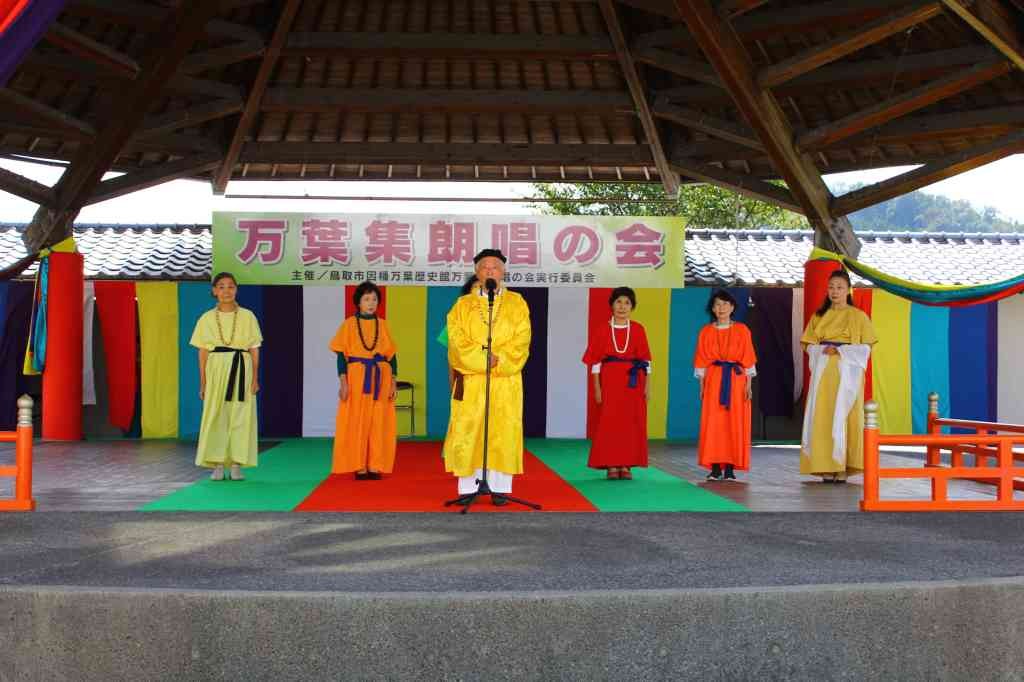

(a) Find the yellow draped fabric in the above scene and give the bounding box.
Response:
[443,289,531,478]
[630,288,670,438]
[190,306,263,467]
[799,306,878,476]
[137,282,179,439]
[871,291,912,434]
[385,287,427,436]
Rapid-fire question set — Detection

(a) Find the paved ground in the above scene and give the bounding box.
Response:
[2,512,1024,592]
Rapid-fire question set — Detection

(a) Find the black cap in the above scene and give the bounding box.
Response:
[473,248,507,264]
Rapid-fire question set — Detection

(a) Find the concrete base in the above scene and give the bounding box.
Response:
[3,579,1024,681]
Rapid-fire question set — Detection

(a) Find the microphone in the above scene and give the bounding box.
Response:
[485,278,497,303]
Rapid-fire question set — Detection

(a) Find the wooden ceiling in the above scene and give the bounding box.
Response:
[2,0,1024,254]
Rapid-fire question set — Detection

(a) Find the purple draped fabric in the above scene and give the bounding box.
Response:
[750,288,795,418]
[510,287,548,438]
[0,281,34,430]
[0,0,67,88]
[260,285,303,437]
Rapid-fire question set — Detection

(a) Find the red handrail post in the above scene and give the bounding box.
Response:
[861,400,880,511]
[0,395,35,512]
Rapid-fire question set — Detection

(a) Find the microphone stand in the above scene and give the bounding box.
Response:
[445,282,541,514]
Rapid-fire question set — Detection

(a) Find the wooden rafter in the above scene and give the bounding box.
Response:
[653,100,764,150]
[87,153,222,205]
[672,0,860,255]
[670,159,802,213]
[633,47,722,87]
[797,60,1012,150]
[283,32,616,59]
[133,99,245,141]
[63,0,261,42]
[832,130,1024,215]
[718,0,769,19]
[212,0,302,195]
[260,88,636,114]
[44,22,140,79]
[757,2,943,88]
[598,0,679,195]
[0,167,56,207]
[0,89,96,138]
[941,0,1024,71]
[179,41,266,76]
[23,2,223,251]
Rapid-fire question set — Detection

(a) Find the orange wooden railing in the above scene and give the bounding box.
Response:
[0,395,35,512]
[861,398,1024,512]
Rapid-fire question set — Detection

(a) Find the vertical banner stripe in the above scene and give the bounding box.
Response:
[852,289,874,402]
[136,282,179,439]
[997,295,1024,424]
[987,302,998,422]
[512,287,548,437]
[82,281,96,405]
[950,304,996,430]
[727,287,751,323]
[235,285,264,425]
[302,286,347,436]
[791,288,804,402]
[261,285,304,437]
[426,286,461,438]
[177,282,213,440]
[750,288,794,418]
[870,290,911,435]
[667,288,709,440]
[586,288,613,439]
[910,303,950,433]
[632,288,671,439]
[545,287,589,438]
[386,286,428,436]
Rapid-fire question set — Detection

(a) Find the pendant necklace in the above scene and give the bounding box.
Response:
[215,306,238,346]
[610,318,630,354]
[356,315,379,352]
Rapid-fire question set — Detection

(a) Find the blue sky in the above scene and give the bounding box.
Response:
[1,155,1021,225]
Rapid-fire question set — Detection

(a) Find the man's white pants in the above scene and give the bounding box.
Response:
[458,469,513,494]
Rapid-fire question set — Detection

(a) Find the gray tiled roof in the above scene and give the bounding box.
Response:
[2,223,1023,286]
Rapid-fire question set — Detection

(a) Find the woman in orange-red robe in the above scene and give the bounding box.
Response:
[330,282,398,478]
[582,287,651,480]
[694,290,757,481]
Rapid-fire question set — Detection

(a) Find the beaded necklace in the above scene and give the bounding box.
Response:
[476,289,502,326]
[215,305,238,346]
[355,315,379,352]
[610,318,630,354]
[715,320,734,360]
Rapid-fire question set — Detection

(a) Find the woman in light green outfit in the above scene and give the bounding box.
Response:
[190,272,263,481]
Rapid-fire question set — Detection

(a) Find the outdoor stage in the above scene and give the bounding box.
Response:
[2,438,1019,513]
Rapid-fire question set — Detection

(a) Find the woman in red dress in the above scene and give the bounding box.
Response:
[582,287,651,480]
[693,289,757,481]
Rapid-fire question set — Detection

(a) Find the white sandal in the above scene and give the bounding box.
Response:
[210,465,225,481]
[229,464,245,481]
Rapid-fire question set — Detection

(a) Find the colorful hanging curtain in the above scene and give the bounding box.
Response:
[94,281,138,432]
[0,0,67,87]
[810,247,1024,307]
[24,255,48,374]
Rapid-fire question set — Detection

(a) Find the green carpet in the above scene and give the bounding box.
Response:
[140,440,332,511]
[526,439,749,512]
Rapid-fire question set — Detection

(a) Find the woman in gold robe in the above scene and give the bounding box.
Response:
[330,281,398,479]
[800,268,878,483]
[443,249,531,504]
[190,272,263,481]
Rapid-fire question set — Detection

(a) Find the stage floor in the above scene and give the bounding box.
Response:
[1,438,1018,512]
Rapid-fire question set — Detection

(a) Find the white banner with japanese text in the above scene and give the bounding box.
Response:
[212,212,685,288]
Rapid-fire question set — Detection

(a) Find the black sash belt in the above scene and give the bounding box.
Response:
[212,346,246,402]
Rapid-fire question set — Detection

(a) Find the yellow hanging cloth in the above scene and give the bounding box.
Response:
[137,282,180,438]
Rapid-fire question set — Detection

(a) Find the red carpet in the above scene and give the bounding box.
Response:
[295,441,596,512]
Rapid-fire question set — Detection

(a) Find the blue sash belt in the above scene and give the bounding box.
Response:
[350,353,388,400]
[712,360,742,409]
[212,347,246,402]
[602,356,650,389]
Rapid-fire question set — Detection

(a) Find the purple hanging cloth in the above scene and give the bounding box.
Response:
[0,0,68,88]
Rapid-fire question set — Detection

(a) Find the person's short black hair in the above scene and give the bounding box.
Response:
[460,274,478,295]
[608,286,637,309]
[211,272,237,287]
[706,289,738,322]
[352,281,382,308]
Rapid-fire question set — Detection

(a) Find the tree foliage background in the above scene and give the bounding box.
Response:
[532,181,1022,232]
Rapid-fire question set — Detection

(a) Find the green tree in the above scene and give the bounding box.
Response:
[530,182,809,229]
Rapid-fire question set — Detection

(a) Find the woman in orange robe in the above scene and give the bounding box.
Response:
[582,287,651,480]
[693,290,757,481]
[330,281,398,479]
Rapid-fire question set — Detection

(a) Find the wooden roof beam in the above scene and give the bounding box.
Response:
[633,47,722,87]
[941,0,1024,71]
[212,0,301,195]
[673,0,860,256]
[179,41,265,75]
[833,129,1024,215]
[44,22,141,79]
[260,88,635,114]
[87,153,222,205]
[599,0,679,196]
[283,32,616,59]
[0,88,96,138]
[757,2,943,88]
[718,0,769,19]
[653,99,764,150]
[133,99,245,140]
[64,0,263,42]
[797,59,1012,150]
[24,1,223,251]
[0,166,57,208]
[670,159,802,212]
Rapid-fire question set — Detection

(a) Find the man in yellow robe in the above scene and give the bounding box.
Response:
[443,249,532,504]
